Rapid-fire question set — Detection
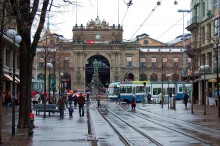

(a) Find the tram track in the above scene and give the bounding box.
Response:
[97,106,163,146]
[119,104,220,145]
[96,102,220,146]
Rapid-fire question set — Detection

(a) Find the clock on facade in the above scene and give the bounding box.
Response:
[95,34,101,39]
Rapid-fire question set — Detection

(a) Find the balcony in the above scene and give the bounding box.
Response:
[186,16,199,31]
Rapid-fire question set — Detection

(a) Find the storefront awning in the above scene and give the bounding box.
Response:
[208,79,216,82]
[3,74,13,81]
[14,76,20,83]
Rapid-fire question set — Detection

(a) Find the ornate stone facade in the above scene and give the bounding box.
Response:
[33,17,186,93]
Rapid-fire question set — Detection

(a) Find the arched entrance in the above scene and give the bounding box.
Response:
[61,72,71,94]
[85,55,110,88]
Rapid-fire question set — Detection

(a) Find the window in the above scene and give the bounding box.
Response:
[152,88,162,96]
[136,86,145,93]
[173,58,178,67]
[201,27,205,44]
[126,56,132,67]
[140,57,146,67]
[214,19,219,35]
[6,49,10,67]
[151,57,157,68]
[208,23,211,42]
[143,40,149,45]
[202,1,205,17]
[202,54,205,65]
[63,57,69,69]
[120,86,126,93]
[162,58,167,68]
[208,52,212,67]
[127,86,132,93]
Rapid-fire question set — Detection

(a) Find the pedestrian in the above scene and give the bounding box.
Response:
[68,93,73,104]
[5,92,12,113]
[72,93,78,108]
[78,93,86,117]
[158,93,162,104]
[169,92,172,98]
[40,93,44,104]
[97,95,101,108]
[57,96,67,119]
[35,92,40,104]
[116,92,120,105]
[147,92,152,103]
[131,95,136,110]
[68,101,74,118]
[183,92,189,109]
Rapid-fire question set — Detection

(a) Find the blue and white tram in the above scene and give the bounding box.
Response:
[107,81,150,102]
[107,82,120,101]
[149,81,192,100]
[107,81,192,102]
[176,83,192,100]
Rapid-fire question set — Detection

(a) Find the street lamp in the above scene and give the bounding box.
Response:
[200,65,209,115]
[47,62,53,104]
[166,74,172,109]
[178,9,191,93]
[6,29,22,135]
[59,72,64,97]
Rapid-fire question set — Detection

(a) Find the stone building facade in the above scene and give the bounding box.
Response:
[33,16,187,93]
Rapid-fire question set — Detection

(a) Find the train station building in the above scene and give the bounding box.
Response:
[33,16,188,96]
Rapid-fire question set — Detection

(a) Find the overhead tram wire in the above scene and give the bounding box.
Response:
[121,0,133,25]
[156,12,190,41]
[129,4,159,40]
[121,5,130,25]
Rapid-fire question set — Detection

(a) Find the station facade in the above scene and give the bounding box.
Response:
[33,16,186,96]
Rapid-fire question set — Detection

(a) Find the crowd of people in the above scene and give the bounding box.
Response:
[57,91,87,119]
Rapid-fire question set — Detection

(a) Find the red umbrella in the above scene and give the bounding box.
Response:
[31,91,37,97]
[41,91,48,95]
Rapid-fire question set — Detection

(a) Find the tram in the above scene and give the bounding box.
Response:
[107,81,191,103]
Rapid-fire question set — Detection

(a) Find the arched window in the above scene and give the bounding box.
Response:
[140,73,147,81]
[150,73,158,81]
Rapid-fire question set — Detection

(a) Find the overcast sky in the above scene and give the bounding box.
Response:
[48,0,191,43]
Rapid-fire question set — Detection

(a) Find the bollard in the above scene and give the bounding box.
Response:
[28,113,34,136]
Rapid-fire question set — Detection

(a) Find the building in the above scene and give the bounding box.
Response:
[33,16,189,95]
[0,4,20,99]
[186,0,220,105]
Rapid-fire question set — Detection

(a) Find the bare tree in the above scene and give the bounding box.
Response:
[3,0,76,128]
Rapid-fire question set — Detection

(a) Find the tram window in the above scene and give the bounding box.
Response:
[153,88,162,95]
[179,86,183,92]
[167,87,175,94]
[127,86,132,93]
[113,86,119,95]
[136,86,144,93]
[120,86,126,93]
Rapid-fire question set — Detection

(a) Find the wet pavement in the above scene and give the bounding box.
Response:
[0,100,220,146]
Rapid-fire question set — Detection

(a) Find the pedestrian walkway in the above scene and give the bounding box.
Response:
[0,100,220,145]
[1,106,91,146]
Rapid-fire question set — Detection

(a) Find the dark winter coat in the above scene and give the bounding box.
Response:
[78,95,85,106]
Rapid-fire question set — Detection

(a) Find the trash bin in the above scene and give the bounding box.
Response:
[170,97,176,109]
